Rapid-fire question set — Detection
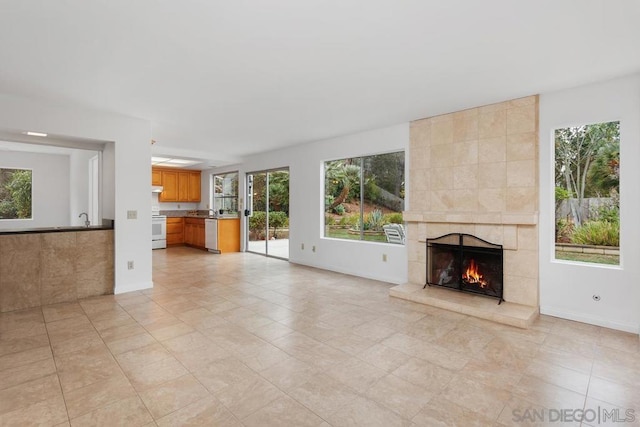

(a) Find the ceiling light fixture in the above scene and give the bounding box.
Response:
[25,131,48,137]
[151,157,201,168]
[151,157,171,163]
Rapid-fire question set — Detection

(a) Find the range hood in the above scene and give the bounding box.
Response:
[151,186,163,193]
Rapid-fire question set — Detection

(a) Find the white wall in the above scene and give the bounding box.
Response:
[0,151,70,229]
[539,74,640,333]
[102,143,115,220]
[0,93,153,294]
[69,149,100,226]
[205,124,409,284]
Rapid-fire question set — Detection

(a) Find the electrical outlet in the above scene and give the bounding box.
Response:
[312,245,316,253]
[127,260,134,270]
[382,254,387,262]
[127,210,137,219]
[177,204,181,209]
[301,243,304,250]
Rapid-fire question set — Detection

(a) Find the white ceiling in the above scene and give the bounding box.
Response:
[0,0,638,164]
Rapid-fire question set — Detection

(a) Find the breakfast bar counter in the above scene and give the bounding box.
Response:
[0,227,114,312]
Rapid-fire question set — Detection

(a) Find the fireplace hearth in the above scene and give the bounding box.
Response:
[425,233,504,303]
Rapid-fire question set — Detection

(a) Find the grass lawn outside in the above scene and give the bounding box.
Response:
[325,227,388,243]
[555,250,619,265]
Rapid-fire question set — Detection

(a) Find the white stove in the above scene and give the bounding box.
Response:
[152,206,167,249]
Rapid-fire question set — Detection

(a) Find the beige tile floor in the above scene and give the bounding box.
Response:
[1,246,639,426]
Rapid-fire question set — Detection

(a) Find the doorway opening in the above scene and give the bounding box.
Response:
[246,168,290,259]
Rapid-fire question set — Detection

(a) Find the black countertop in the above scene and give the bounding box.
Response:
[0,220,114,235]
[161,210,239,219]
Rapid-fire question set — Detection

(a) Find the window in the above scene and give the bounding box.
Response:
[554,121,620,265]
[212,171,238,215]
[324,151,405,244]
[0,168,32,220]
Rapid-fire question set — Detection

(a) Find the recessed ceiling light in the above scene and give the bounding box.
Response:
[25,131,48,137]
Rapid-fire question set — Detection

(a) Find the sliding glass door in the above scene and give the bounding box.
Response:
[246,168,289,259]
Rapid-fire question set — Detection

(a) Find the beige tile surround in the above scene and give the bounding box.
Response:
[401,96,540,316]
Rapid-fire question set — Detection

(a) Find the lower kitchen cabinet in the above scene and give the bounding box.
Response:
[165,216,238,252]
[184,218,206,249]
[217,219,241,252]
[166,217,184,246]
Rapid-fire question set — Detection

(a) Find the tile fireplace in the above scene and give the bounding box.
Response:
[425,233,503,303]
[392,94,540,327]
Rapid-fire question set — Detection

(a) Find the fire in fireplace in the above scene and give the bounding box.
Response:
[424,233,503,303]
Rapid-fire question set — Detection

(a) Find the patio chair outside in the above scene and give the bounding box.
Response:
[383,224,405,244]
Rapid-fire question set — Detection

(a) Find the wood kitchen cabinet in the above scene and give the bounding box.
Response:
[166,217,184,246]
[188,172,201,202]
[159,170,178,201]
[151,169,162,186]
[184,217,205,249]
[153,167,201,202]
[177,172,189,201]
[217,219,241,252]
[167,216,237,252]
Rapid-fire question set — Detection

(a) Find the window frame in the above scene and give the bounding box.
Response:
[0,166,33,221]
[322,150,405,245]
[552,120,620,267]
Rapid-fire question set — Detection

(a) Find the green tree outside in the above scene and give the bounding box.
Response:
[555,121,619,226]
[554,121,620,265]
[0,168,32,219]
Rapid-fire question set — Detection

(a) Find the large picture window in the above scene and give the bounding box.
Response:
[554,121,620,265]
[324,151,405,244]
[0,168,32,220]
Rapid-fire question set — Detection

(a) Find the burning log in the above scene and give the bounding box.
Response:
[462,259,488,288]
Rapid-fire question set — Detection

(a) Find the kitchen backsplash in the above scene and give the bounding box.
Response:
[158,202,199,210]
[152,193,199,211]
[159,209,209,217]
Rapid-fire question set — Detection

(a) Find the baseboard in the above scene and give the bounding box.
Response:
[289,259,406,285]
[114,280,154,295]
[540,306,639,334]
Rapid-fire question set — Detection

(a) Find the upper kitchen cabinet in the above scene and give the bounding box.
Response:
[159,170,178,201]
[188,171,201,202]
[151,169,162,186]
[177,172,189,201]
[154,167,201,202]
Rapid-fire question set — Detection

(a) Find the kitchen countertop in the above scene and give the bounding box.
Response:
[183,216,240,220]
[0,222,114,235]
[161,210,239,219]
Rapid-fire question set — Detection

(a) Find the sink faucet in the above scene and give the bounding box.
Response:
[79,212,90,227]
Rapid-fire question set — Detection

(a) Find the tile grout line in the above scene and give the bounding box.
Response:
[42,306,72,426]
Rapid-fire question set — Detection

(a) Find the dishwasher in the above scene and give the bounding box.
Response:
[205,218,219,253]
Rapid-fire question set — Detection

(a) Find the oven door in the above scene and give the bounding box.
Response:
[152,216,167,249]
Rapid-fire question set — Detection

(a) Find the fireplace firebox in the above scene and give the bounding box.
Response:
[424,233,504,303]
